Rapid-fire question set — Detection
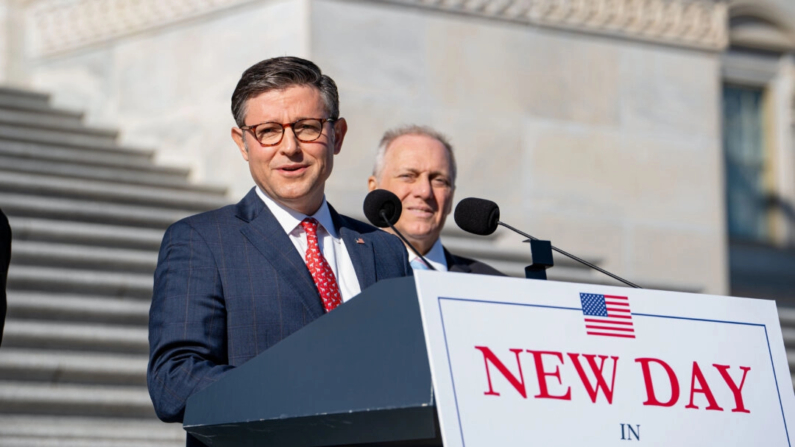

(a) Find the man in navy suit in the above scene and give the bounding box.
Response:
[147,57,412,443]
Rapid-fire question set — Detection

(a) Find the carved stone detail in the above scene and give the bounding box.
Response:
[378,0,728,51]
[28,0,256,57]
[27,0,728,57]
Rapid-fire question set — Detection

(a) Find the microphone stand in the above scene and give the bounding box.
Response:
[380,210,437,271]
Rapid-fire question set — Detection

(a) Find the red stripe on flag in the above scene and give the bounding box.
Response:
[584,318,634,326]
[586,331,636,339]
[605,301,629,306]
[604,295,628,300]
[608,314,632,319]
[606,307,631,313]
[585,325,635,332]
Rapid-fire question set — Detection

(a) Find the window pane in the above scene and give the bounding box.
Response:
[723,84,769,242]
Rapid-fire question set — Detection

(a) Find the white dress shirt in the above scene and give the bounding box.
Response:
[255,187,362,302]
[408,238,448,272]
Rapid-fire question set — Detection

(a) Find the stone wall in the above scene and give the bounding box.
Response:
[312,0,727,293]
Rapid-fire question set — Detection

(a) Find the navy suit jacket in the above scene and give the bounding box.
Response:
[147,188,412,426]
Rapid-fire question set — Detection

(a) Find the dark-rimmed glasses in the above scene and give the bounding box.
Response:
[240,118,337,147]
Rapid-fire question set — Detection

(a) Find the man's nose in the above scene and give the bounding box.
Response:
[280,127,301,156]
[412,177,433,199]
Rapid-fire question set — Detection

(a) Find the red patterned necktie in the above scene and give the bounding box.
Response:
[301,218,342,312]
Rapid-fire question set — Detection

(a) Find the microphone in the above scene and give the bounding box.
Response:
[454,198,641,288]
[363,189,402,227]
[454,198,500,235]
[363,189,437,271]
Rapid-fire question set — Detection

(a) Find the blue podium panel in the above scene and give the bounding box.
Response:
[183,277,441,447]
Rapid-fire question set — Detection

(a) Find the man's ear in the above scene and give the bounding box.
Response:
[231,127,249,161]
[331,118,348,155]
[367,176,378,192]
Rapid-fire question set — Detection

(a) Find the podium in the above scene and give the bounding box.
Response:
[183,277,441,447]
[184,272,795,446]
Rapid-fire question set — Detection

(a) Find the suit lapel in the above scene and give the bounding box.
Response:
[236,189,324,319]
[331,205,377,290]
[444,246,471,273]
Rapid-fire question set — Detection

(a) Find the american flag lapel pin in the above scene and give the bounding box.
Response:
[356,238,365,244]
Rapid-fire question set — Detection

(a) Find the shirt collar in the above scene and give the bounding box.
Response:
[255,186,338,238]
[408,238,448,271]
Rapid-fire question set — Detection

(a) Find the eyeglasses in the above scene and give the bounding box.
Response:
[240,118,337,147]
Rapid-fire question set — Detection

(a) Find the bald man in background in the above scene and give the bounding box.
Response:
[368,125,504,275]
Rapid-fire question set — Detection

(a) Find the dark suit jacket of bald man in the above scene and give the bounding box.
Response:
[147,188,412,445]
[444,247,506,276]
[0,209,9,346]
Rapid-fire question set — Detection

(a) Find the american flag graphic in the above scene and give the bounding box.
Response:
[580,293,635,339]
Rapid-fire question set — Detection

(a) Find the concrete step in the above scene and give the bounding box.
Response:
[0,140,155,167]
[0,87,50,101]
[782,327,795,346]
[7,292,149,325]
[0,103,83,127]
[0,437,181,447]
[0,171,229,211]
[1,320,148,354]
[0,436,181,447]
[0,193,192,229]
[0,415,183,446]
[0,155,223,192]
[779,309,795,387]
[0,88,53,112]
[11,241,158,274]
[779,307,795,327]
[0,123,118,149]
[0,349,147,386]
[0,382,154,417]
[0,108,117,138]
[9,217,165,251]
[7,265,153,299]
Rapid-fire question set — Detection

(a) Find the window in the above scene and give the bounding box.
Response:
[722,84,772,243]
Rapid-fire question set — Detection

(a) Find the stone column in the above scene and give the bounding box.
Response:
[0,0,30,87]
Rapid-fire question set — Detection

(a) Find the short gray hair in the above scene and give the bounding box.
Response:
[372,125,457,186]
[231,56,339,127]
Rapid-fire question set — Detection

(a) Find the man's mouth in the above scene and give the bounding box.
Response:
[406,206,436,218]
[278,164,309,175]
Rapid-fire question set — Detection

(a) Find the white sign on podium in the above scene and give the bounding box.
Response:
[414,271,795,446]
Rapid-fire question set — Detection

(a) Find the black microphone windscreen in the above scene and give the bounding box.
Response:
[363,189,402,228]
[454,198,500,235]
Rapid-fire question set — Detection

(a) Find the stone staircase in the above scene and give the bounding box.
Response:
[0,87,229,446]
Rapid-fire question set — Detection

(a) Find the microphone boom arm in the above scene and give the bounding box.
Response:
[498,222,642,289]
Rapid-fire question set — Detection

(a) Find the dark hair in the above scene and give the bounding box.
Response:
[231,56,340,127]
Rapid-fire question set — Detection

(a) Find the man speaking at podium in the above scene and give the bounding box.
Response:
[368,125,504,275]
[147,57,412,444]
